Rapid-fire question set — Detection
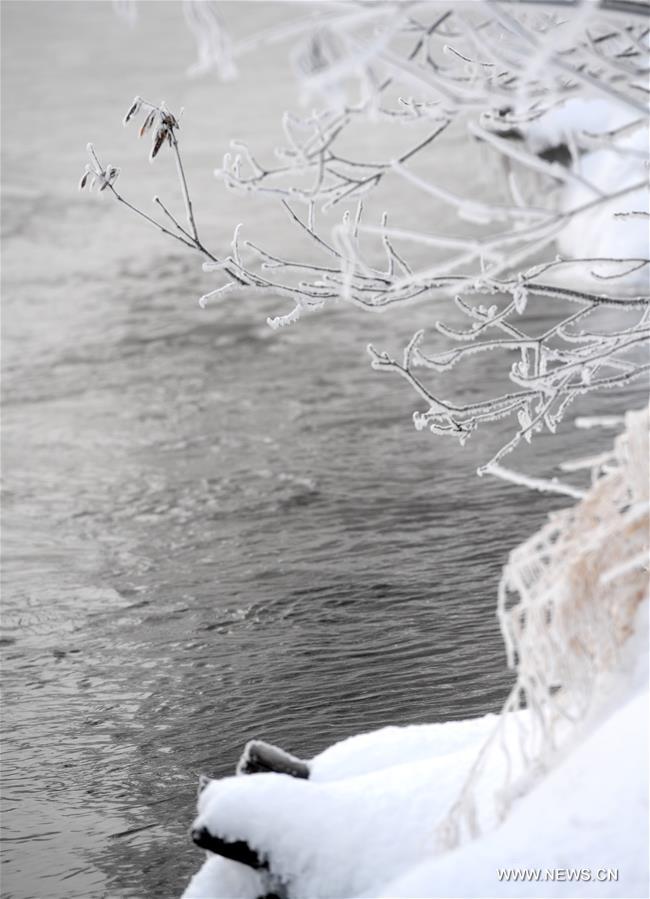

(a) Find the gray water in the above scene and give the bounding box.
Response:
[1,4,645,899]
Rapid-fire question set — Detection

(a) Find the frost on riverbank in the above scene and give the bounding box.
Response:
[182,407,649,899]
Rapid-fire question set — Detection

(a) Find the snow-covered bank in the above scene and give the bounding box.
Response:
[184,714,500,899]
[183,676,648,899]
[519,98,649,288]
[380,682,648,899]
[182,408,649,899]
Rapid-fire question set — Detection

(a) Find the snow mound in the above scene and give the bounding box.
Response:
[522,99,649,286]
[381,683,649,898]
[183,676,648,899]
[310,714,499,781]
[183,714,499,899]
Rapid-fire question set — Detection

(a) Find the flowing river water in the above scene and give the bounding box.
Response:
[1,4,644,898]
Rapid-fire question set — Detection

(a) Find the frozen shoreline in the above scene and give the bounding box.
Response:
[182,406,649,899]
[183,675,648,898]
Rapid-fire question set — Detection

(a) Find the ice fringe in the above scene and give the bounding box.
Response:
[182,407,649,899]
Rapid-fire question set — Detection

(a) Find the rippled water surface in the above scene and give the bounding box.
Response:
[2,4,644,898]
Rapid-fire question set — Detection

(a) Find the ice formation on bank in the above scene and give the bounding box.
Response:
[182,407,649,899]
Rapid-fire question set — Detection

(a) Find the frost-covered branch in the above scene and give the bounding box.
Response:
[364,269,649,474]
[80,97,250,284]
[87,1,650,483]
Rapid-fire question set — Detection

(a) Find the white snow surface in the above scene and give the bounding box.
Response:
[182,667,648,898]
[381,686,649,898]
[309,713,498,781]
[183,714,499,899]
[183,856,267,899]
[523,98,636,158]
[522,99,649,283]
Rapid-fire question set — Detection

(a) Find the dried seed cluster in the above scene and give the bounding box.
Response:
[79,143,120,192]
[123,96,180,161]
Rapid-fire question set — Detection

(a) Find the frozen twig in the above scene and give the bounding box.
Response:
[90,2,650,483]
